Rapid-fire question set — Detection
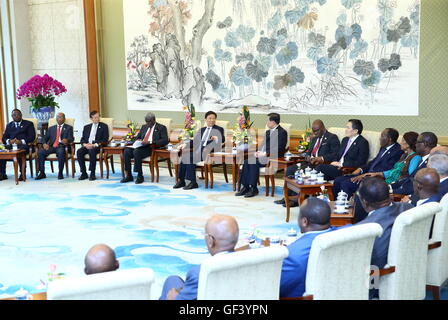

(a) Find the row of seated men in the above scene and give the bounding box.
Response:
[81,170,436,301]
[0,108,288,199]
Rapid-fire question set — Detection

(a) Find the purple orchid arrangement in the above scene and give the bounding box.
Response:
[16,74,67,111]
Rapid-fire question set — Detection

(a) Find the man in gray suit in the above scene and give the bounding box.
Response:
[356,177,413,299]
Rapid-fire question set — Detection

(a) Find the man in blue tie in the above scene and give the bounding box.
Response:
[0,109,36,181]
[333,128,403,197]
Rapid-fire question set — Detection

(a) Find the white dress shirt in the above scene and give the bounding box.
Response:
[88,123,98,144]
[340,134,359,166]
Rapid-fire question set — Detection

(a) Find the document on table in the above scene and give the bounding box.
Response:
[130,140,144,149]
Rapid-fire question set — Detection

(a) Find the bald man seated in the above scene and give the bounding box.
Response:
[159,214,239,300]
[408,168,441,206]
[84,244,120,275]
[279,197,337,298]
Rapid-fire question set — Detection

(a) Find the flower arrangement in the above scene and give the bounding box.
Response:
[298,118,313,153]
[125,120,138,142]
[37,264,65,290]
[232,106,255,145]
[16,74,67,111]
[179,104,198,140]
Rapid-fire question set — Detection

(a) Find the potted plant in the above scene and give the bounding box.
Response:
[179,104,198,142]
[232,106,255,149]
[16,74,67,128]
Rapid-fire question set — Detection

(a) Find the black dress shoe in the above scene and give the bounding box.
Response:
[244,188,259,198]
[18,175,24,182]
[173,181,186,189]
[274,198,286,205]
[89,174,97,181]
[58,173,64,180]
[78,173,88,181]
[183,182,199,190]
[120,176,134,183]
[0,174,7,181]
[135,176,144,184]
[235,186,249,197]
[283,200,299,208]
[35,173,47,180]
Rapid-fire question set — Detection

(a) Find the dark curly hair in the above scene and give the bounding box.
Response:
[403,131,419,152]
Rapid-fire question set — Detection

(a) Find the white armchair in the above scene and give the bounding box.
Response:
[47,268,155,300]
[304,223,383,300]
[379,202,442,300]
[426,193,448,299]
[197,247,288,300]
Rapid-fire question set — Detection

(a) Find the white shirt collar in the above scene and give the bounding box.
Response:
[440,177,448,183]
[416,198,429,207]
[350,134,360,143]
[304,227,332,235]
[271,125,279,132]
[214,251,231,257]
[421,154,430,163]
[368,203,394,217]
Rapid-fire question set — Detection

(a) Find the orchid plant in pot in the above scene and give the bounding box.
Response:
[16,74,67,127]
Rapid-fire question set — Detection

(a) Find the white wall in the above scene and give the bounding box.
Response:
[28,0,89,138]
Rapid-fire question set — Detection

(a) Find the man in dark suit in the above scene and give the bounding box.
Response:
[390,132,438,195]
[159,214,239,300]
[0,109,36,181]
[355,177,413,299]
[236,113,288,198]
[35,113,74,180]
[316,119,370,181]
[333,128,403,197]
[280,197,337,298]
[121,113,169,184]
[275,120,340,206]
[173,111,225,190]
[77,111,109,181]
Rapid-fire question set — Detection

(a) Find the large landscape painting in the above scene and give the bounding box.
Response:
[123,0,420,115]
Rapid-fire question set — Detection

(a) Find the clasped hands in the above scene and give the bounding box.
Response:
[43,139,70,151]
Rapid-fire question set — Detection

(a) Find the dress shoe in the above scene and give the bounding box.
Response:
[18,175,24,182]
[89,174,97,181]
[135,176,144,184]
[283,200,299,208]
[235,186,249,197]
[78,173,88,181]
[58,173,64,180]
[274,198,286,205]
[0,174,7,181]
[120,176,134,183]
[244,187,259,198]
[173,181,186,189]
[183,182,199,190]
[35,173,47,180]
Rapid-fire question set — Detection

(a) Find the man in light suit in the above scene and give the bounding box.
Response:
[236,113,288,198]
[36,112,74,180]
[316,119,370,181]
[280,197,337,298]
[77,111,109,181]
[355,177,413,299]
[275,120,340,207]
[173,111,225,190]
[333,128,403,197]
[159,214,239,300]
[0,109,36,181]
[121,113,169,184]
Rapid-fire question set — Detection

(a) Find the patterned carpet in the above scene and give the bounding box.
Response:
[0,164,446,300]
[0,164,296,299]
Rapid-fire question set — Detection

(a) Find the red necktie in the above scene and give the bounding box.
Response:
[312,138,322,157]
[53,125,61,148]
[143,126,153,143]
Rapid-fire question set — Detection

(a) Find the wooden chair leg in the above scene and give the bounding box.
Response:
[110,156,115,174]
[427,285,441,300]
[50,161,54,173]
[265,175,269,197]
[271,175,275,197]
[72,157,76,178]
[223,164,229,183]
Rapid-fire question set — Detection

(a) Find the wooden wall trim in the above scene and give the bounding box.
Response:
[0,74,5,139]
[83,0,100,114]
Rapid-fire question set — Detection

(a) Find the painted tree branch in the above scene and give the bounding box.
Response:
[191,0,217,67]
[167,0,187,60]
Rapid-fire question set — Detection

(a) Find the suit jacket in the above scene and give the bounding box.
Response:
[392,157,428,195]
[183,125,225,163]
[411,194,442,207]
[361,143,403,173]
[356,202,413,269]
[135,123,169,148]
[338,135,370,168]
[306,131,340,162]
[2,120,36,149]
[260,125,288,158]
[80,122,109,146]
[438,179,448,200]
[280,227,337,298]
[44,124,74,147]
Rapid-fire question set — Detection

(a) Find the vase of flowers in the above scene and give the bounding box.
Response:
[179,104,198,142]
[298,119,313,154]
[16,74,67,128]
[125,120,138,142]
[232,106,254,149]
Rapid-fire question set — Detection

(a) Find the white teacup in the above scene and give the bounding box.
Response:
[317,176,325,183]
[335,204,346,213]
[120,142,126,147]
